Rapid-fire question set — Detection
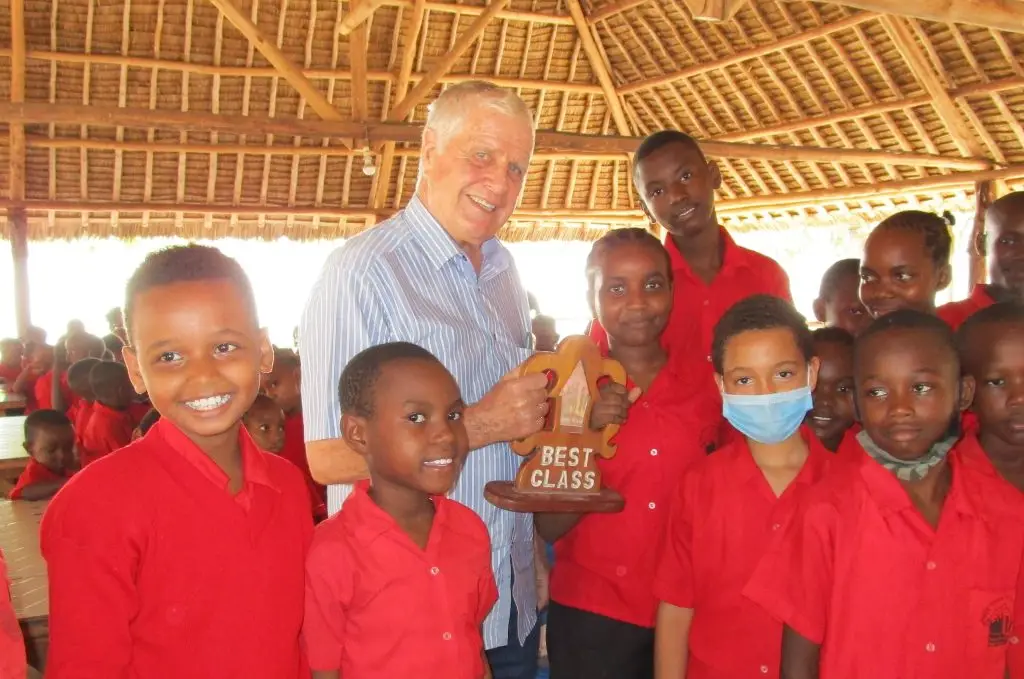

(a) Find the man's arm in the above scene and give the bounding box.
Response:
[654,602,693,679]
[781,625,820,679]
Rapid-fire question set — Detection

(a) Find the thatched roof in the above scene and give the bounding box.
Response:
[0,0,1022,241]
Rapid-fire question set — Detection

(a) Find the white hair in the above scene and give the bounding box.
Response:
[422,81,535,153]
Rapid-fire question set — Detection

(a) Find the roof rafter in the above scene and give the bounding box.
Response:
[784,0,1024,34]
[565,0,632,135]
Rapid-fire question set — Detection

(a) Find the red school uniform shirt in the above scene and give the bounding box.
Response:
[33,369,72,413]
[40,419,314,679]
[79,403,135,467]
[302,483,497,679]
[744,436,1024,679]
[281,413,326,519]
[550,355,722,628]
[654,427,831,679]
[0,549,25,679]
[937,284,996,330]
[8,458,71,500]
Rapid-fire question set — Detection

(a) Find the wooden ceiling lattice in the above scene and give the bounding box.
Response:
[0,0,1021,241]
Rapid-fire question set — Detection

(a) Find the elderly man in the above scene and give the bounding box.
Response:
[300,81,549,678]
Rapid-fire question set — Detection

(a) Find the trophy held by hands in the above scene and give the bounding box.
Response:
[484,336,627,514]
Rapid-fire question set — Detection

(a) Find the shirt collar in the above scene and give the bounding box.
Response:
[345,481,452,548]
[734,425,831,487]
[664,227,745,281]
[153,418,276,495]
[405,195,511,276]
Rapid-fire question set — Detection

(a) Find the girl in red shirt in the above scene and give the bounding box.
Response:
[536,228,721,679]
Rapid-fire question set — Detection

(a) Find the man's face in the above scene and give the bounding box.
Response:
[418,106,533,249]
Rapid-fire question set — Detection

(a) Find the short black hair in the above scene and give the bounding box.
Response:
[855,308,957,373]
[103,334,125,357]
[633,130,706,172]
[67,357,102,395]
[711,295,814,374]
[812,326,855,348]
[106,307,123,325]
[955,301,1024,360]
[137,408,161,436]
[272,347,300,372]
[817,259,860,300]
[988,191,1024,225]
[66,332,106,358]
[89,361,131,401]
[873,210,953,269]
[123,244,257,344]
[585,227,671,290]
[24,409,72,446]
[245,393,283,420]
[339,342,445,418]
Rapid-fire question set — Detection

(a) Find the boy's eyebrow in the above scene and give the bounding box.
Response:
[861,367,944,381]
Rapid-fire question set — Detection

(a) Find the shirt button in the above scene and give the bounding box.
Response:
[925,642,936,652]
[706,355,712,362]
[703,300,709,307]
[1011,636,1020,645]
[926,561,936,571]
[443,632,452,641]
[616,566,627,577]
[760,666,769,674]
[650,448,658,456]
[430,566,440,575]
[648,502,656,510]
[772,523,781,531]
[643,402,649,408]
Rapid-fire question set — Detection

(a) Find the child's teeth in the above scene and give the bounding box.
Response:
[424,458,453,467]
[186,394,231,411]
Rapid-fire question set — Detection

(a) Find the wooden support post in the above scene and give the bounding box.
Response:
[970,180,994,288]
[8,0,29,336]
[8,209,29,337]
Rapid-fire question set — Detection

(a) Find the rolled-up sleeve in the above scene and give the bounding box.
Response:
[300,248,389,443]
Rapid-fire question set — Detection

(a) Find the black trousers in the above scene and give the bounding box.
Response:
[546,600,655,679]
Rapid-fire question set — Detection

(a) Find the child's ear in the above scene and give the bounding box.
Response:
[121,347,148,395]
[807,356,821,392]
[714,373,725,394]
[812,297,827,323]
[257,329,274,374]
[958,374,976,412]
[341,413,370,457]
[974,230,987,257]
[707,161,723,191]
[936,263,953,292]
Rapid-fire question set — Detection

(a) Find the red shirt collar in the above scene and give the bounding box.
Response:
[151,418,276,508]
[664,227,744,281]
[733,425,832,487]
[344,482,454,550]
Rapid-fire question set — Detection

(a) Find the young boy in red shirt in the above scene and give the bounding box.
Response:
[40,244,314,678]
[654,295,831,679]
[243,394,286,454]
[8,410,76,501]
[302,342,496,679]
[941,192,1024,329]
[535,228,720,679]
[812,259,870,336]
[745,309,1024,679]
[264,348,326,519]
[805,327,856,453]
[860,211,953,320]
[78,361,136,466]
[43,332,104,414]
[12,344,51,413]
[66,357,100,447]
[0,339,23,385]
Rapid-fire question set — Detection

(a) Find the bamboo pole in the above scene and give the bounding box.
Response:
[970,180,994,287]
[780,0,1024,34]
[8,0,29,336]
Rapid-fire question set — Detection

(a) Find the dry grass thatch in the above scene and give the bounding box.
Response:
[0,0,1022,241]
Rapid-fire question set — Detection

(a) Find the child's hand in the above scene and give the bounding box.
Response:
[589,383,641,430]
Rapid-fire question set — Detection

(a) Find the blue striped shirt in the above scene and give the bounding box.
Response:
[299,195,538,649]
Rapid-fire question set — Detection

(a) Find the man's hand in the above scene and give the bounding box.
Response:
[466,371,550,449]
[589,382,642,431]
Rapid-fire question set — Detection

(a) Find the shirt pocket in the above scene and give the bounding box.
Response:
[966,587,1015,677]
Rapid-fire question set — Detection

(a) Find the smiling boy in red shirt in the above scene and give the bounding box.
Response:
[746,310,1024,679]
[302,342,496,679]
[40,244,313,678]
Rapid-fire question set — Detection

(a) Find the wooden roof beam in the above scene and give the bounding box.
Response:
[880,15,988,158]
[339,0,391,36]
[0,103,993,170]
[618,11,878,94]
[681,0,746,22]
[389,0,572,24]
[785,0,1024,34]
[349,0,369,124]
[588,0,649,23]
[206,0,352,147]
[387,0,510,122]
[566,0,631,135]
[717,166,1024,212]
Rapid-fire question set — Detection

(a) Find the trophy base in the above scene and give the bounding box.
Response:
[484,481,625,513]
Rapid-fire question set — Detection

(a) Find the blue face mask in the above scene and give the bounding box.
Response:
[721,383,813,445]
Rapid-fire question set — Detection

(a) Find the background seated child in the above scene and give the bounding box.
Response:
[46,332,105,414]
[956,302,1024,491]
[531,314,559,353]
[654,295,830,679]
[302,342,496,679]
[9,410,76,501]
[0,339,23,385]
[860,210,952,320]
[243,394,286,454]
[940,192,1024,329]
[66,357,100,445]
[745,309,1024,679]
[12,344,52,413]
[130,407,161,442]
[79,361,136,467]
[805,327,856,453]
[263,349,325,519]
[813,259,870,336]
[41,244,313,678]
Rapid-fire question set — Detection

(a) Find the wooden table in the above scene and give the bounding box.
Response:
[0,392,26,415]
[0,499,48,671]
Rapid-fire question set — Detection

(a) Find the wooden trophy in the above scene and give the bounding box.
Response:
[484,335,627,513]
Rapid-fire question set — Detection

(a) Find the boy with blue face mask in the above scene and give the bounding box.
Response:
[653,294,833,679]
